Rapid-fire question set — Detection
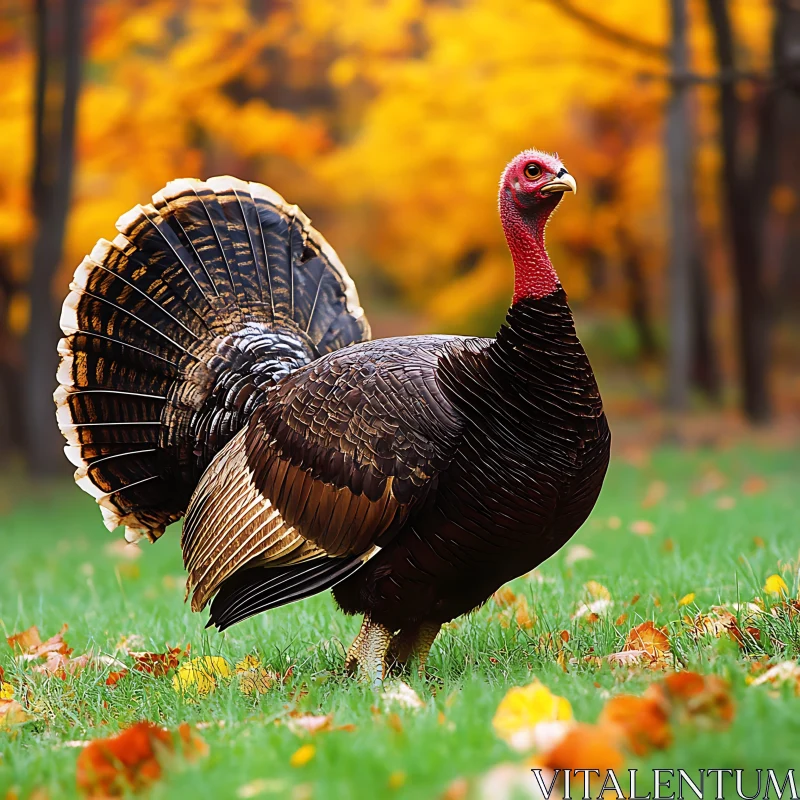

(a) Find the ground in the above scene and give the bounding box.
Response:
[1,441,799,799]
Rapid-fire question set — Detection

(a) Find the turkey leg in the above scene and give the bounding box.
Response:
[344,614,393,686]
[388,621,442,677]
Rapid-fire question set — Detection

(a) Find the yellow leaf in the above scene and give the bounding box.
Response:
[584,581,611,601]
[289,743,316,767]
[0,682,13,701]
[172,656,232,695]
[678,593,696,607]
[492,680,573,752]
[235,654,261,673]
[764,574,789,596]
[388,771,407,789]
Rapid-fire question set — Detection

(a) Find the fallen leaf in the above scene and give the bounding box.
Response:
[742,476,768,495]
[492,679,573,752]
[715,496,736,510]
[0,699,32,732]
[234,655,261,673]
[678,593,696,607]
[33,651,94,679]
[8,624,71,661]
[493,586,517,607]
[75,722,207,797]
[288,714,333,736]
[607,649,649,667]
[440,777,470,800]
[620,621,671,669]
[172,656,232,695]
[584,581,611,601]
[749,661,800,693]
[539,723,624,773]
[388,771,406,789]
[105,671,128,687]
[648,672,734,728]
[764,574,789,596]
[614,614,628,626]
[691,607,748,647]
[564,545,595,567]
[383,681,424,711]
[238,668,272,696]
[289,744,316,768]
[629,520,655,536]
[642,480,667,509]
[478,763,549,800]
[692,467,726,495]
[237,779,287,798]
[598,694,671,755]
[0,666,13,701]
[130,646,185,677]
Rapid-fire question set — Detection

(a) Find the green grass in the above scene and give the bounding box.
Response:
[1,442,799,799]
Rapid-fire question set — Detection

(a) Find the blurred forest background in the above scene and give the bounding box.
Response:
[0,0,798,477]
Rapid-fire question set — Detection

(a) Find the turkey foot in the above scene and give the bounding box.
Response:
[388,622,442,678]
[345,614,393,686]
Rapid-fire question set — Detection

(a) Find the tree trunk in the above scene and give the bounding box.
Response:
[618,226,658,360]
[690,248,721,399]
[705,0,784,422]
[665,0,695,411]
[24,0,83,475]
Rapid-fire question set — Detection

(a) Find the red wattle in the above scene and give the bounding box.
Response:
[499,190,560,304]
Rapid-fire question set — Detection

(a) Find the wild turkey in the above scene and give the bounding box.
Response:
[56,151,610,682]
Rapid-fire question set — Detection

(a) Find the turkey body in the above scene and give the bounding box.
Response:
[332,293,609,631]
[56,151,609,680]
[203,289,608,638]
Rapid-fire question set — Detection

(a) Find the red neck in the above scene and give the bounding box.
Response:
[499,188,560,304]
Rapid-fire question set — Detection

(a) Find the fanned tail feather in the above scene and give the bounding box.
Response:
[56,176,370,543]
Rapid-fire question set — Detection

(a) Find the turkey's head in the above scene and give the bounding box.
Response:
[500,150,577,213]
[499,149,577,303]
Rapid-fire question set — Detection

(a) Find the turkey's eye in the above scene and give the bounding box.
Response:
[524,163,542,180]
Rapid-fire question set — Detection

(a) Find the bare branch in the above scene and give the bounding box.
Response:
[539,0,667,59]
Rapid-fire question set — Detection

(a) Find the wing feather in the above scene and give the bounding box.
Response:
[182,336,469,620]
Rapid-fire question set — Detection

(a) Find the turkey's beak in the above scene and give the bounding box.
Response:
[541,171,577,196]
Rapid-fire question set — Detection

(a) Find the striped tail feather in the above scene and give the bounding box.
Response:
[56,176,370,544]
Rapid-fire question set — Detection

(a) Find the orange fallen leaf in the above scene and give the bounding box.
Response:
[742,476,767,495]
[692,606,754,648]
[75,722,207,797]
[647,672,734,729]
[8,624,71,661]
[620,621,671,669]
[0,697,32,732]
[33,651,94,679]
[387,712,404,733]
[440,777,470,800]
[288,714,333,736]
[629,520,655,536]
[129,645,185,677]
[598,694,672,756]
[539,723,624,774]
[493,586,517,607]
[105,670,128,687]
